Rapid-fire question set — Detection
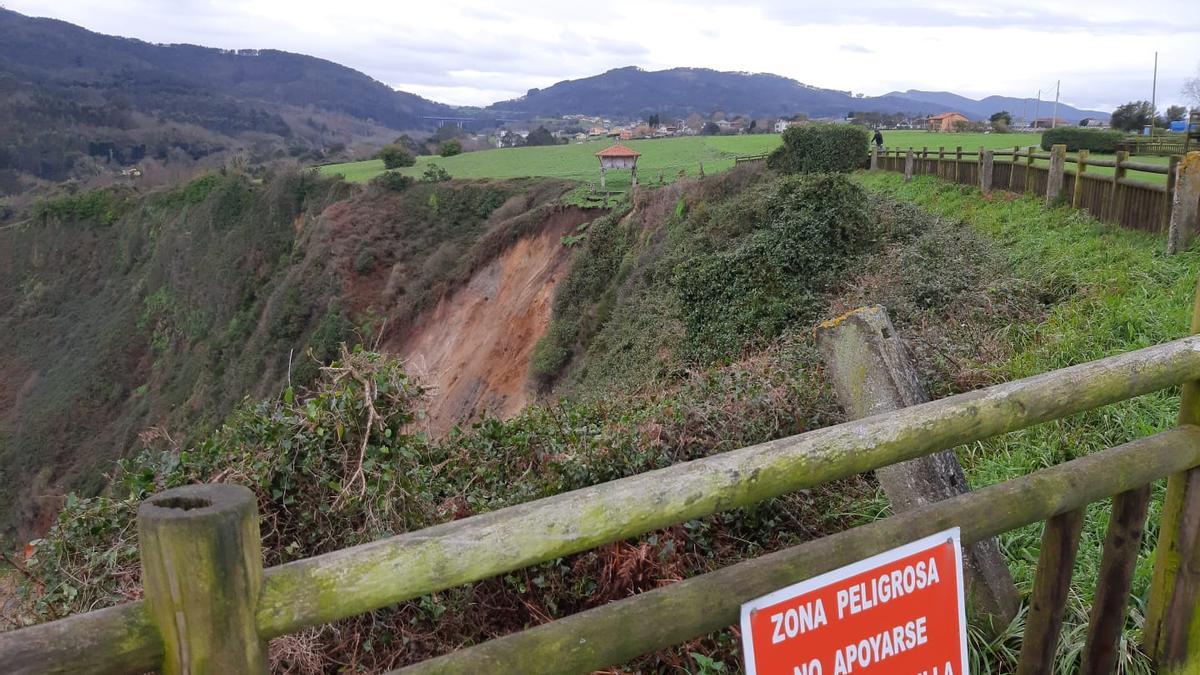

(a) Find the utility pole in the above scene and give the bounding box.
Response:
[1052,80,1060,129]
[1034,89,1041,130]
[1151,51,1158,130]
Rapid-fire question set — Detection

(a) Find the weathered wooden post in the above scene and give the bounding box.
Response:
[816,306,1020,631]
[1145,266,1200,672]
[954,146,962,183]
[904,148,914,182]
[1072,150,1089,209]
[1106,150,1128,224]
[870,144,878,171]
[937,146,944,178]
[1163,155,1181,235]
[1045,144,1067,205]
[1009,145,1020,191]
[980,149,994,195]
[139,484,268,674]
[1166,153,1199,254]
[1024,145,1035,193]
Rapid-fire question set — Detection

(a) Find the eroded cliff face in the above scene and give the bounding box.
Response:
[0,171,594,540]
[396,207,595,435]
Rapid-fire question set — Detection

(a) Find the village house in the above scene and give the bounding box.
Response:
[1032,117,1069,129]
[925,112,969,131]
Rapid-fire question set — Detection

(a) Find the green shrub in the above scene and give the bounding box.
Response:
[1040,127,1124,153]
[32,188,133,226]
[766,124,869,174]
[371,170,414,192]
[439,139,463,157]
[376,144,416,169]
[421,164,451,183]
[675,173,873,362]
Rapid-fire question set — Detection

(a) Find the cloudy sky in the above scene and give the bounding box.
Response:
[7,0,1200,111]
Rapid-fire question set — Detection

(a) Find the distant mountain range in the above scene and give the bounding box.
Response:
[0,8,1111,192]
[491,67,1109,123]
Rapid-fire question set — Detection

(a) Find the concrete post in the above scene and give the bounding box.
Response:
[980,149,994,195]
[1167,152,1200,254]
[138,484,268,674]
[816,306,1021,631]
[870,145,878,171]
[1046,144,1067,205]
[904,148,914,182]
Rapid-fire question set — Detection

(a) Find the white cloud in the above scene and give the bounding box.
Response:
[6,0,1199,109]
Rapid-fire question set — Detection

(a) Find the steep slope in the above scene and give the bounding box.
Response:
[0,171,582,542]
[398,208,599,435]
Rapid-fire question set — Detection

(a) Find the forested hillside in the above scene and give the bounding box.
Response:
[0,8,456,191]
[491,66,1109,122]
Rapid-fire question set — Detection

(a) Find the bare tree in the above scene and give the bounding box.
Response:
[1185,64,1200,107]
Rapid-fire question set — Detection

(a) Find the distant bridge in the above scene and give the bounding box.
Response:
[422,114,525,128]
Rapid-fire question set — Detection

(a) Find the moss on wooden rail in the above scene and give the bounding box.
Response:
[253,335,1200,638]
[7,337,1200,673]
[395,426,1200,675]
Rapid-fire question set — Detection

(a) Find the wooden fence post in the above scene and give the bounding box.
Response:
[870,144,878,171]
[1163,155,1180,235]
[1106,150,1128,224]
[139,484,268,675]
[980,149,994,195]
[1046,144,1067,205]
[816,307,1020,631]
[1146,265,1200,671]
[1017,508,1086,675]
[1072,149,1089,209]
[1081,485,1152,675]
[904,148,914,182]
[937,146,945,178]
[1009,145,1020,191]
[955,146,962,183]
[1024,145,1035,193]
[1167,153,1199,254]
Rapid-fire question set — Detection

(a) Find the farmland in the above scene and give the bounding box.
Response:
[319,135,782,191]
[325,130,1178,192]
[318,128,1171,190]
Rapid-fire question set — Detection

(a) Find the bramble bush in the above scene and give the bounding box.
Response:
[766,123,870,174]
[675,173,873,362]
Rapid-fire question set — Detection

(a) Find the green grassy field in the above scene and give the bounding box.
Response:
[320,130,1171,193]
[320,135,783,192]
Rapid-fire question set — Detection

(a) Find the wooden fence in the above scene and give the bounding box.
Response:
[874,146,1200,252]
[5,298,1200,672]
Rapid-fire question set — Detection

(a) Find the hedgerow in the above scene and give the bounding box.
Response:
[1039,126,1125,153]
[766,123,870,174]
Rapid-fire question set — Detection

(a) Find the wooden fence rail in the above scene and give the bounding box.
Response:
[4,324,1200,673]
[873,146,1200,249]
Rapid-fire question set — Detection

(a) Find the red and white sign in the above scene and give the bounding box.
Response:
[740,529,968,675]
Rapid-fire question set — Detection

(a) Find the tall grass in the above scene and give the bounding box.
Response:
[859,172,1200,673]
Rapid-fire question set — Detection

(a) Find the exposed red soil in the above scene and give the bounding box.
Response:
[393,209,594,436]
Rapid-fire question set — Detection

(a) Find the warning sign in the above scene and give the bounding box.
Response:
[740,529,967,675]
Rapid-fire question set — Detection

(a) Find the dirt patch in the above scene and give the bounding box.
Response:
[394,208,596,435]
